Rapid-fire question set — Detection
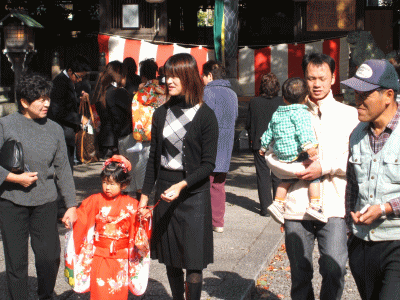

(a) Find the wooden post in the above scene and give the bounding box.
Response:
[51,52,61,80]
[99,0,112,34]
[158,1,168,41]
[99,52,106,73]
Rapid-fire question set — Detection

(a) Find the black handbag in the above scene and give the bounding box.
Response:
[0,140,26,174]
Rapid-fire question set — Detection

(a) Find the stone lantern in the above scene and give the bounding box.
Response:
[0,11,44,101]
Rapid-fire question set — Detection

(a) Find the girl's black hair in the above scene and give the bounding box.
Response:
[100,162,131,186]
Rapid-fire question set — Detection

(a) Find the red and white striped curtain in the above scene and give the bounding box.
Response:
[98,34,348,97]
[98,34,212,76]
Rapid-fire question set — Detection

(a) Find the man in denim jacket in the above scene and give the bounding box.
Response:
[342,59,400,300]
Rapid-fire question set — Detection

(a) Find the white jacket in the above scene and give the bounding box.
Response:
[265,91,359,220]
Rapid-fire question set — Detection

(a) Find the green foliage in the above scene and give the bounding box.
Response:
[197,9,214,27]
[3,1,99,21]
[2,0,100,38]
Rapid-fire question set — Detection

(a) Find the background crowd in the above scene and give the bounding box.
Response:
[1,49,400,300]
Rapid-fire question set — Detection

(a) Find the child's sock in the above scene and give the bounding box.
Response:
[267,197,286,224]
[274,197,286,207]
[306,197,327,223]
[309,196,322,208]
[127,142,143,153]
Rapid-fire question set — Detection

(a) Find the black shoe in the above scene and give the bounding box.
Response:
[260,211,270,217]
[100,148,113,160]
[104,149,113,159]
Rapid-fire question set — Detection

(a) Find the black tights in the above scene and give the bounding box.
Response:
[166,266,203,300]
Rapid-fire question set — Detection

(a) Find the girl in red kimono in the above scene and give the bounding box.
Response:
[64,155,151,299]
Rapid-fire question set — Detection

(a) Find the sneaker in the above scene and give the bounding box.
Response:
[306,204,327,223]
[212,226,224,233]
[267,202,285,224]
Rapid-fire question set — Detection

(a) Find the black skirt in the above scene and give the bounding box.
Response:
[151,168,214,270]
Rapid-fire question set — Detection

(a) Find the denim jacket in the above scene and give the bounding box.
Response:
[349,122,400,241]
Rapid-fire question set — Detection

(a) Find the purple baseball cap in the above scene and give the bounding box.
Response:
[341,59,400,92]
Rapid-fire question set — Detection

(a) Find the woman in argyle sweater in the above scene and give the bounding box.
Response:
[138,53,218,300]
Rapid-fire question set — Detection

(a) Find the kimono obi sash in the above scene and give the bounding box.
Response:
[94,236,129,254]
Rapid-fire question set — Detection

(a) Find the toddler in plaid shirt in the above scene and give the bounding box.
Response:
[259,77,326,224]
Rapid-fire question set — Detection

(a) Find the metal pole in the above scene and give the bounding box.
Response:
[52,52,61,80]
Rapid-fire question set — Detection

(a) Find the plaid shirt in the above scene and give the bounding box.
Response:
[345,105,400,230]
[260,104,317,162]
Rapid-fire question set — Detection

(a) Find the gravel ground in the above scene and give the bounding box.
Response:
[253,243,361,300]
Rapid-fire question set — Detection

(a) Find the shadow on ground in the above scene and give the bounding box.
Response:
[0,272,171,300]
[203,271,257,299]
[226,153,258,191]
[0,273,43,300]
[74,175,101,203]
[226,192,261,214]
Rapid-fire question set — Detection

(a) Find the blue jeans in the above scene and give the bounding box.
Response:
[285,218,348,300]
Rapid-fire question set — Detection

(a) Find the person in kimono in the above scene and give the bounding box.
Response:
[65,155,151,299]
[121,59,166,200]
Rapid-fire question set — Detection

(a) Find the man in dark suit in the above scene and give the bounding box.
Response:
[49,56,91,219]
[48,55,91,170]
[246,73,283,216]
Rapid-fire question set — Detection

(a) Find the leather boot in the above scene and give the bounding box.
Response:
[185,281,202,300]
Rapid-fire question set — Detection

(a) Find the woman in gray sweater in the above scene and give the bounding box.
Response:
[0,74,77,300]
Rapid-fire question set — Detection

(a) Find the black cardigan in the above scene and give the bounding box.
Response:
[142,97,218,199]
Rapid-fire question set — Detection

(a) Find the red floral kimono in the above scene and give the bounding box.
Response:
[131,79,166,142]
[64,193,151,299]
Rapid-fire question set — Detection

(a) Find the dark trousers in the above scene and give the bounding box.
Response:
[210,172,227,227]
[0,199,61,300]
[67,145,75,172]
[252,150,281,214]
[348,236,400,300]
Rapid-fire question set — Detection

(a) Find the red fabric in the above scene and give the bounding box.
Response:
[288,43,305,79]
[254,47,271,96]
[90,255,128,299]
[97,34,346,97]
[156,44,174,69]
[103,155,132,172]
[123,39,142,67]
[190,47,209,75]
[94,237,129,252]
[70,193,151,299]
[323,39,341,95]
[131,80,166,142]
[98,35,110,65]
[210,173,227,227]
